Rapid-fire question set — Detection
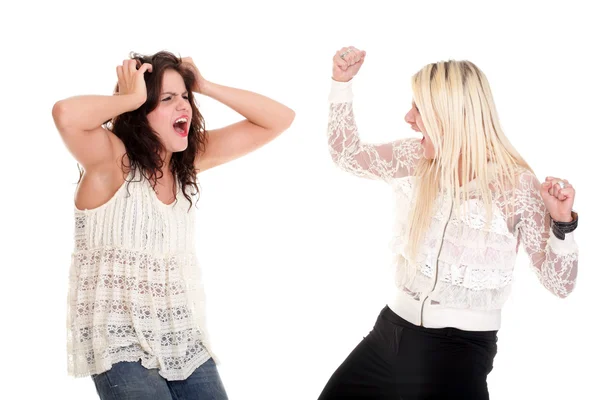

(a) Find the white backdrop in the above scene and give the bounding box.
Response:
[1,0,597,398]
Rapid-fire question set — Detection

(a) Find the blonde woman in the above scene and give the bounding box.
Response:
[318,46,579,399]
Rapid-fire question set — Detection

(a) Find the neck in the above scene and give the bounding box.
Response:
[160,151,173,181]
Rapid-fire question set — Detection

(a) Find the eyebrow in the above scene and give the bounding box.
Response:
[160,91,189,96]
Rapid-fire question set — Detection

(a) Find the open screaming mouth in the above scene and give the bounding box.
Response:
[173,117,188,136]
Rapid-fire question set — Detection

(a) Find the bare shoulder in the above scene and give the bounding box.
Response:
[74,137,129,210]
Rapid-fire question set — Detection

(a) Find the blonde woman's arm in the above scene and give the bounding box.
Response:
[327,47,422,182]
[328,79,422,181]
[516,172,578,298]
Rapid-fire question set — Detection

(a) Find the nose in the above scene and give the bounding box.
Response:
[405,109,414,124]
[175,95,189,111]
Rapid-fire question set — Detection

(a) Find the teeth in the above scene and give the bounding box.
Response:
[175,118,188,124]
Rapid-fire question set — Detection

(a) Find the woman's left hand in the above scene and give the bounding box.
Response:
[182,57,208,94]
[541,176,576,222]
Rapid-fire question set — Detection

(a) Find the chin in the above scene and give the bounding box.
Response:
[173,144,189,153]
[168,140,189,153]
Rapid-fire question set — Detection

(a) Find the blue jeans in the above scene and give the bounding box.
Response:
[92,358,228,400]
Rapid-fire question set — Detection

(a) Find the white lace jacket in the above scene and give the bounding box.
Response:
[328,80,578,331]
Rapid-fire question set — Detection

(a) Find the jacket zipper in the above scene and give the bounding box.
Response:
[420,195,453,326]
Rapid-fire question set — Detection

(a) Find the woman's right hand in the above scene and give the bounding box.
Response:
[332,46,366,82]
[116,59,153,107]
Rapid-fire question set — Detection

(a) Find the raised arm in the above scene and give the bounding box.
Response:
[327,47,422,182]
[52,60,151,171]
[182,58,295,173]
[328,80,422,181]
[516,172,578,298]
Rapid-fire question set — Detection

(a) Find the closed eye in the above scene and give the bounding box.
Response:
[161,95,189,101]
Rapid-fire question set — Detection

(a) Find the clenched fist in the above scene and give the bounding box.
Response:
[332,46,366,83]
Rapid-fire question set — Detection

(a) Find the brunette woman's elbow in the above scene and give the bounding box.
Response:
[281,108,296,130]
[52,100,71,132]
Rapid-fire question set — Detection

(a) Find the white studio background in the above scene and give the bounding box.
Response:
[1,0,597,398]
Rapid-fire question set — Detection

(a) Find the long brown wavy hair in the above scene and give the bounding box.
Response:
[82,51,207,208]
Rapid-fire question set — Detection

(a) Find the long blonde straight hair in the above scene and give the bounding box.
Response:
[404,60,533,273]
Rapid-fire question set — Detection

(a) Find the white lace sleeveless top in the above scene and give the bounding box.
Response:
[67,170,213,380]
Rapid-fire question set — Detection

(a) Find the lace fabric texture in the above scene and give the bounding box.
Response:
[328,98,578,311]
[68,171,213,380]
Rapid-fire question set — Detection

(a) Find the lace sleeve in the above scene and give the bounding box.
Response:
[327,80,422,182]
[515,171,578,298]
